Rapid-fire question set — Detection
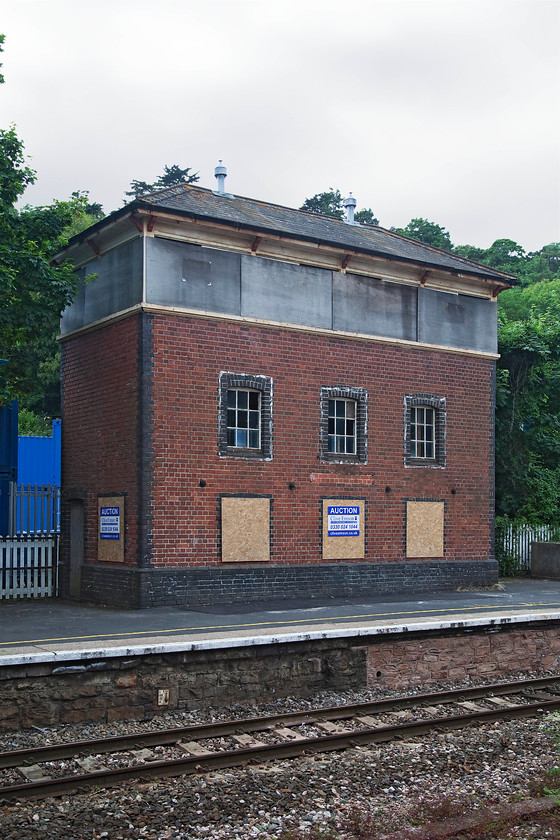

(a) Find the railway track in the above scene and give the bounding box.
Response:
[1,675,560,803]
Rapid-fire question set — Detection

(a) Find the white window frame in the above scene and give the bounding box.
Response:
[410,405,436,459]
[327,397,357,455]
[226,388,261,450]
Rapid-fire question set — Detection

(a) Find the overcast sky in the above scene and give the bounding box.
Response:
[2,0,559,252]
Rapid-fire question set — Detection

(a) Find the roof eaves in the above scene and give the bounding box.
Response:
[135,199,516,284]
[55,187,517,287]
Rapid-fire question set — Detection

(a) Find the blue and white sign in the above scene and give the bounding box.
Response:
[327,505,360,537]
[100,506,120,540]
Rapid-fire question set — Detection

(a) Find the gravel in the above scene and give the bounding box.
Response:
[1,675,559,839]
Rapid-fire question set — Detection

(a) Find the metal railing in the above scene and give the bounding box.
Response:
[1,483,60,599]
[8,482,60,536]
[495,520,559,575]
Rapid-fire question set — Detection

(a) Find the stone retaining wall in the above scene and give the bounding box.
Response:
[1,621,559,732]
[367,623,560,689]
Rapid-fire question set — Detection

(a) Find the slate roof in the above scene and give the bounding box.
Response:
[134,185,514,283]
[80,184,515,283]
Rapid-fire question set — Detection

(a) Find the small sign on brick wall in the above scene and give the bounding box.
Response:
[327,505,360,537]
[322,499,365,560]
[98,495,125,563]
[100,506,120,539]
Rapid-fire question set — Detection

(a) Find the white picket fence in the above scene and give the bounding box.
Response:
[497,522,557,574]
[0,484,60,599]
[0,537,57,600]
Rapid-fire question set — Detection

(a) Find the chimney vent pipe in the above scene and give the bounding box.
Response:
[343,193,357,225]
[214,160,227,194]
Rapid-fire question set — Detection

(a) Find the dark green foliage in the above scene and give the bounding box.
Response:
[156,164,199,188]
[300,188,345,219]
[70,190,104,221]
[496,265,560,524]
[125,179,154,198]
[300,189,378,225]
[354,207,378,226]
[0,126,81,414]
[125,164,199,198]
[481,238,526,273]
[453,243,487,262]
[393,217,453,252]
[17,406,52,436]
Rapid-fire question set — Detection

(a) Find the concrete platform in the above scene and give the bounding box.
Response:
[1,578,560,667]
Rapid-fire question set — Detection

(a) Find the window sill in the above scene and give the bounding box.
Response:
[322,454,364,465]
[223,447,266,459]
[405,458,444,468]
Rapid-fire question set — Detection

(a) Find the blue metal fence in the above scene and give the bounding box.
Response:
[18,419,61,487]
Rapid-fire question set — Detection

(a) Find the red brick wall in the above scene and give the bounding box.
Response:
[148,312,494,568]
[61,311,494,572]
[61,316,142,568]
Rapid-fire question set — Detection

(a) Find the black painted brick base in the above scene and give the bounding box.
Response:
[65,559,499,609]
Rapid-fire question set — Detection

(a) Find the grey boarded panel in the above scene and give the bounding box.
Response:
[60,238,143,334]
[146,238,241,315]
[418,287,497,353]
[60,273,87,335]
[333,273,417,341]
[241,255,332,328]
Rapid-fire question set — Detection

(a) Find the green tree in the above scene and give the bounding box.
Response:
[70,190,104,220]
[156,164,199,188]
[496,289,560,524]
[457,239,560,286]
[481,238,526,275]
[125,164,199,198]
[0,126,80,411]
[300,188,378,224]
[393,218,453,252]
[517,243,560,286]
[300,188,344,219]
[354,207,379,226]
[61,191,105,239]
[453,243,487,262]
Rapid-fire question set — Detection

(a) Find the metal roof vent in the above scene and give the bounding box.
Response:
[343,193,357,224]
[214,160,228,195]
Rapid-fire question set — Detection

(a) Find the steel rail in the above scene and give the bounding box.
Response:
[1,675,560,802]
[2,674,559,771]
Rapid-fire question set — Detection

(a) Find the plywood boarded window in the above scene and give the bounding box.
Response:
[406,500,444,557]
[221,496,271,563]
